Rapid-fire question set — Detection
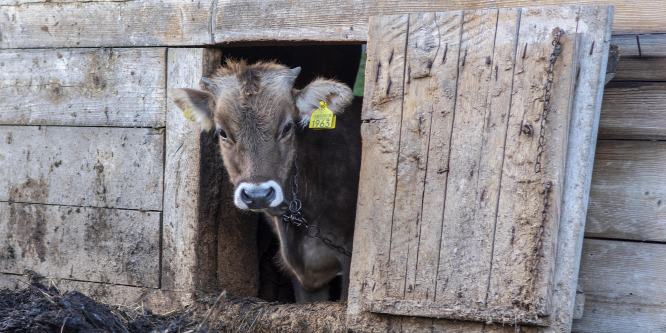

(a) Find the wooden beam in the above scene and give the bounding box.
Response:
[1,1,665,48]
[599,82,666,140]
[0,1,212,48]
[0,48,166,127]
[0,203,160,287]
[0,126,164,210]
[585,140,666,242]
[573,239,666,332]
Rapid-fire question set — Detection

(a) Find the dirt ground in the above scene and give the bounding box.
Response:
[0,281,347,332]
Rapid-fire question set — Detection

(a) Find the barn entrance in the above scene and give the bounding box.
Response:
[196,44,366,302]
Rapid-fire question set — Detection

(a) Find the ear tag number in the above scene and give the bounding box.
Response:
[182,105,195,121]
[308,101,336,130]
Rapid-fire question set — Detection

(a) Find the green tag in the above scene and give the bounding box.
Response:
[308,101,336,130]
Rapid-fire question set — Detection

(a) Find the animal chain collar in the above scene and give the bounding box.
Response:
[281,162,352,257]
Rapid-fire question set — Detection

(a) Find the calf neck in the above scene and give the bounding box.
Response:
[169,60,361,302]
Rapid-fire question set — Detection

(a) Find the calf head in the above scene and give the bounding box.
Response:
[169,60,353,214]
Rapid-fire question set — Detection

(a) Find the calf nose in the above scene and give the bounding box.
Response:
[240,187,276,207]
[234,181,284,210]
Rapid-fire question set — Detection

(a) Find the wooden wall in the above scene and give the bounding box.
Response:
[0,0,664,330]
[572,33,666,332]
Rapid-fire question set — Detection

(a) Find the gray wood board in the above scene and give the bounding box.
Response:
[0,1,663,48]
[0,1,212,48]
[585,140,666,242]
[0,203,160,287]
[0,48,166,127]
[573,239,666,332]
[0,126,164,211]
[599,82,666,140]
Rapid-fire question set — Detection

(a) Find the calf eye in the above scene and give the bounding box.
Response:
[282,122,293,135]
[217,127,228,140]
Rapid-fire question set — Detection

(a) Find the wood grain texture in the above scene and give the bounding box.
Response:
[386,11,463,301]
[214,1,666,43]
[352,6,611,329]
[162,48,215,292]
[488,6,579,317]
[585,140,666,242]
[611,33,666,58]
[573,239,666,332]
[0,126,164,210]
[408,11,462,303]
[435,8,502,311]
[0,0,212,48]
[0,48,166,127]
[0,1,663,48]
[346,14,408,332]
[548,6,613,332]
[0,203,159,287]
[598,82,666,140]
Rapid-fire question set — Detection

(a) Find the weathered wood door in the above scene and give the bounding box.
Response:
[348,6,612,331]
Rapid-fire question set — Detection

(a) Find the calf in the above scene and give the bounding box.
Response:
[169,60,361,302]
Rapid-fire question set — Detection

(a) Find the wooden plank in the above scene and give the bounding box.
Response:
[614,57,666,82]
[572,239,666,332]
[163,48,215,293]
[546,6,613,332]
[608,34,666,81]
[434,8,502,310]
[385,10,464,301]
[1,2,664,48]
[0,126,164,210]
[408,11,462,303]
[0,48,166,127]
[0,1,212,48]
[213,1,666,43]
[0,274,191,314]
[488,6,579,318]
[0,203,159,287]
[611,33,666,58]
[346,14,408,331]
[598,82,666,140]
[585,140,666,242]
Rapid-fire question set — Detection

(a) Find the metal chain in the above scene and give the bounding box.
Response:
[535,28,564,174]
[530,181,552,291]
[282,163,352,257]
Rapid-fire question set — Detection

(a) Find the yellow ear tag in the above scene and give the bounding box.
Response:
[308,101,336,130]
[182,105,195,121]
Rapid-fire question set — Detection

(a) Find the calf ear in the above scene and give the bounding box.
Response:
[295,79,353,127]
[168,88,216,131]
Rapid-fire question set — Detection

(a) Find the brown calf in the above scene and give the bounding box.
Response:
[169,60,361,302]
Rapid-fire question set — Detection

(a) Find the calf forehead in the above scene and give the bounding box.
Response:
[211,63,296,133]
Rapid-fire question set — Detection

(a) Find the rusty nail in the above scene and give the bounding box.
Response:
[442,43,448,63]
[375,62,381,82]
[386,77,392,95]
[522,43,528,59]
[462,49,467,66]
[388,49,394,64]
[485,56,491,65]
[522,123,533,135]
[589,41,595,56]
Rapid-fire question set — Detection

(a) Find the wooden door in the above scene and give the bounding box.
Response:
[348,6,612,330]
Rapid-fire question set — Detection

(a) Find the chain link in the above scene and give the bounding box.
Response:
[535,28,564,174]
[282,163,352,257]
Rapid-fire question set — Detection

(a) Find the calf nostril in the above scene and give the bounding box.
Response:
[240,189,253,204]
[266,187,276,201]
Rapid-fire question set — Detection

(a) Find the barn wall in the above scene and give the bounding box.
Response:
[572,35,666,332]
[0,0,663,329]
